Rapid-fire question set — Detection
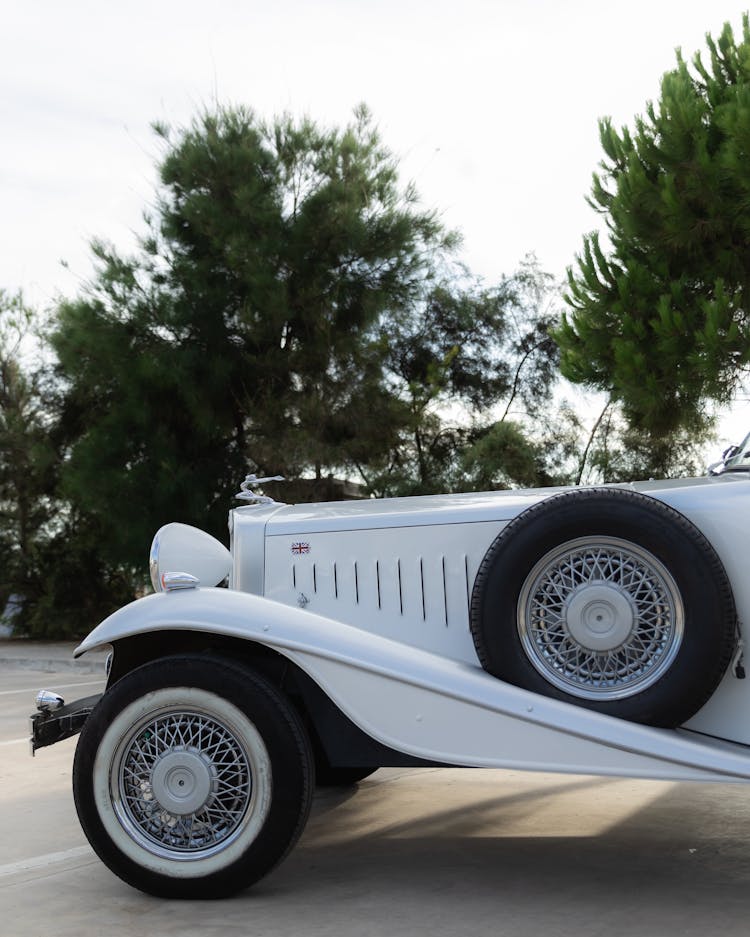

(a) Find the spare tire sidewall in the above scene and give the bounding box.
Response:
[470,489,736,728]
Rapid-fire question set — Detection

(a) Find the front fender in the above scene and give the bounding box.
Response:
[73,588,750,782]
[76,587,453,682]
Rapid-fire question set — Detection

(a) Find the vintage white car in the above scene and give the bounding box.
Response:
[29,471,750,898]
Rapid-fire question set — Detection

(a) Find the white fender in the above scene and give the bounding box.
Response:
[76,587,750,783]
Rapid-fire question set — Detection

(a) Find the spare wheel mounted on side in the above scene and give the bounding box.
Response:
[469,487,737,728]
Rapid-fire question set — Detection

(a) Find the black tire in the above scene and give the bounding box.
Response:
[470,488,737,728]
[315,765,378,787]
[73,656,314,899]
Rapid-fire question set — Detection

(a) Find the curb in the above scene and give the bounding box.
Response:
[0,655,106,675]
[0,642,108,675]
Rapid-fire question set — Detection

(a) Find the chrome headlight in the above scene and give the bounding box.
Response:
[149,523,232,592]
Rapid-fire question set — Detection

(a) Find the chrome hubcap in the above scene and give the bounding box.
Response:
[565,581,635,651]
[150,748,217,816]
[518,536,684,700]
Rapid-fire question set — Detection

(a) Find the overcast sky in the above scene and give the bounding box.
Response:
[4,0,750,447]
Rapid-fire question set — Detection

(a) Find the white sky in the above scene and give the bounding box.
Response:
[3,0,750,450]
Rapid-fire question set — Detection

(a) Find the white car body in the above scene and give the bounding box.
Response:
[33,470,750,897]
[75,473,750,782]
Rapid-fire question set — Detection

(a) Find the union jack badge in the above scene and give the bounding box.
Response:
[291,542,310,555]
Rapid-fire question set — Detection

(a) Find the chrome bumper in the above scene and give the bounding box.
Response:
[29,693,103,755]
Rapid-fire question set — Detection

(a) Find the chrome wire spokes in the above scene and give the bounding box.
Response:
[518,536,684,700]
[117,711,251,855]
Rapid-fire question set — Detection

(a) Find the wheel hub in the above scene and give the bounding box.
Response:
[150,747,217,815]
[565,581,635,651]
[518,535,684,700]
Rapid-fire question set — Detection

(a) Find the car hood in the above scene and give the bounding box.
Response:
[234,475,749,537]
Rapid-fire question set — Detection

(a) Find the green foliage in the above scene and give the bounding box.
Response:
[52,106,459,568]
[52,106,571,576]
[577,400,713,484]
[365,256,571,495]
[0,291,136,638]
[0,292,54,626]
[558,15,750,437]
[23,514,136,639]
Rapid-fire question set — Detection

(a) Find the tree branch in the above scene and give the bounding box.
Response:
[576,398,612,485]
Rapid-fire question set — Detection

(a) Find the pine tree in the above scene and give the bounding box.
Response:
[52,106,571,576]
[558,15,750,437]
[51,106,459,567]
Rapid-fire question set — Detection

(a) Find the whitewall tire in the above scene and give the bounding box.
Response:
[73,656,313,898]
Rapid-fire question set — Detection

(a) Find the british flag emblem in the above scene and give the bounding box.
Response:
[291,542,310,555]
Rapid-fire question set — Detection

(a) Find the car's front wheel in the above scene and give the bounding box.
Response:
[73,656,313,898]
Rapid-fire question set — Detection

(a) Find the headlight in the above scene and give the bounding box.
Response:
[149,523,232,592]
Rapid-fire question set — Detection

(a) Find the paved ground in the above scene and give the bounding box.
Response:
[3,646,750,937]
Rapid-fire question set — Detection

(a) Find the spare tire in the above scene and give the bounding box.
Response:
[469,488,737,727]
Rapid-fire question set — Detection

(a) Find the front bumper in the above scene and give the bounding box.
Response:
[29,694,103,755]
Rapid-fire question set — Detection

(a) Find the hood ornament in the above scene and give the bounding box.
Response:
[235,474,286,506]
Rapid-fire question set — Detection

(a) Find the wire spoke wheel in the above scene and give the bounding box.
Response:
[518,536,684,700]
[73,657,314,898]
[114,709,254,859]
[470,488,737,727]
